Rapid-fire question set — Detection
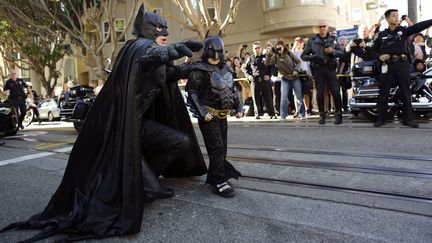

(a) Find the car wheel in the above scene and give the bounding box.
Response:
[48,112,54,122]
[4,107,19,136]
[23,109,34,127]
[360,107,396,121]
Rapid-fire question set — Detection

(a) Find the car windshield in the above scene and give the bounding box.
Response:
[40,99,51,107]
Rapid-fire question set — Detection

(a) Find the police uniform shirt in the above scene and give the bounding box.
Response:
[4,78,28,101]
[246,54,271,78]
[373,19,432,56]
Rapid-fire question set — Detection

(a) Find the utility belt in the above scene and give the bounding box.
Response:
[10,96,24,101]
[311,59,337,69]
[253,76,265,82]
[205,106,230,119]
[388,54,408,63]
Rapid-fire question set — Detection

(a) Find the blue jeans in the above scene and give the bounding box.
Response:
[280,78,305,118]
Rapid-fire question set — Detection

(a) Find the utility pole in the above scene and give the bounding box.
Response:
[407,0,417,23]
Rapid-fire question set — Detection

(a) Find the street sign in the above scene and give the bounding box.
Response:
[336,28,359,42]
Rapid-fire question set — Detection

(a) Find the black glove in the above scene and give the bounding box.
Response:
[182,40,203,52]
[176,63,211,77]
[168,43,194,60]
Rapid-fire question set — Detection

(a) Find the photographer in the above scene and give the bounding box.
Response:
[348,24,378,63]
[301,22,344,124]
[265,40,304,120]
[337,36,351,112]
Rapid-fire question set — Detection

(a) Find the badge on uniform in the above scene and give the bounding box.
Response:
[381,64,388,74]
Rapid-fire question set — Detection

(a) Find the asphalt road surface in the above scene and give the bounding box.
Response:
[1,114,432,242]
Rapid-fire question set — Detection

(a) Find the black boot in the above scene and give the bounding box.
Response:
[334,112,343,125]
[319,113,326,125]
[402,121,419,128]
[143,187,175,203]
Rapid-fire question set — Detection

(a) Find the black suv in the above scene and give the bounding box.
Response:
[59,85,96,132]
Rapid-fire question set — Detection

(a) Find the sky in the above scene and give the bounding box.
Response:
[383,0,432,21]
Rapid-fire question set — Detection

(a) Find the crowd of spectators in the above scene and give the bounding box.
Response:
[223,20,432,122]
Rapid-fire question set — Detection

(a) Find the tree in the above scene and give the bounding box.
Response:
[0,2,72,96]
[0,0,142,80]
[162,0,242,40]
[38,0,142,80]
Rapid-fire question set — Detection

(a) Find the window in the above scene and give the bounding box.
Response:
[352,8,362,22]
[336,0,341,15]
[265,0,285,10]
[103,19,126,44]
[21,61,30,77]
[207,0,215,20]
[153,8,162,15]
[300,0,325,5]
[208,7,215,20]
[114,19,126,43]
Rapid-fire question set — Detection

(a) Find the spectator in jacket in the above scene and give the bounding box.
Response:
[265,40,304,119]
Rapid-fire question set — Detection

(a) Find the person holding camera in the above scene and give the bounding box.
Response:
[337,36,352,112]
[301,22,344,125]
[245,41,276,119]
[292,37,314,116]
[371,9,432,128]
[265,40,304,120]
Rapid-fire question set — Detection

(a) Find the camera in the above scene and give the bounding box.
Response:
[324,39,332,48]
[241,43,248,48]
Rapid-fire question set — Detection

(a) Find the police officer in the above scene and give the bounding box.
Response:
[372,9,432,128]
[301,22,344,125]
[245,41,276,119]
[4,71,27,129]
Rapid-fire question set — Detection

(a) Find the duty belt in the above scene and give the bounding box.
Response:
[253,76,264,82]
[205,106,230,119]
[389,54,408,62]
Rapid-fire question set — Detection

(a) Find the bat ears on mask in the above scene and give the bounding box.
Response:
[204,29,223,38]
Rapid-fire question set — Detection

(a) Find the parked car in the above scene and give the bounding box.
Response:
[38,98,61,121]
[59,85,96,132]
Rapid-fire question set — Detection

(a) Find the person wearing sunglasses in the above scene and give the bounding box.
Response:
[3,71,28,129]
[301,22,344,125]
[244,41,277,119]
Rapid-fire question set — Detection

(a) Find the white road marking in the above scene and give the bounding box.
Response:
[0,146,73,167]
[53,146,73,153]
[4,131,48,139]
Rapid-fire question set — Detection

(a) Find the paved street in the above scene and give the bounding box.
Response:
[0,114,432,242]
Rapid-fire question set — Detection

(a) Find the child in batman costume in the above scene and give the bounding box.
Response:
[186,34,243,198]
[0,5,207,242]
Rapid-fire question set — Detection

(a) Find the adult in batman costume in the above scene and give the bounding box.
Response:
[0,5,207,242]
[186,34,242,198]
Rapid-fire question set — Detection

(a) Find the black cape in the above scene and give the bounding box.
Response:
[0,37,206,242]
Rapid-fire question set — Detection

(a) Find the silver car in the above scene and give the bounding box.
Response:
[38,98,60,121]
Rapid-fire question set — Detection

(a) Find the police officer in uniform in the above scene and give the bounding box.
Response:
[186,34,242,198]
[372,9,432,128]
[301,22,344,125]
[4,71,27,129]
[245,42,276,119]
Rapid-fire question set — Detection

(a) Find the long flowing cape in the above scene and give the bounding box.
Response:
[0,38,206,242]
